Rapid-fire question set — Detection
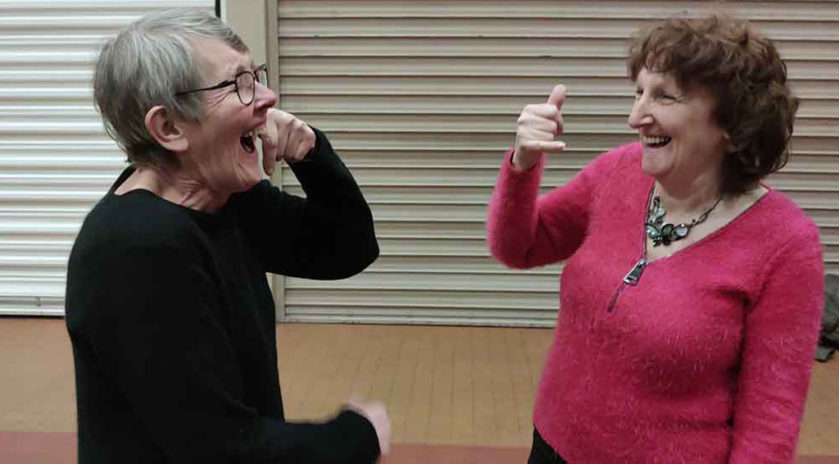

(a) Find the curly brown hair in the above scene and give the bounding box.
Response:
[627,14,799,195]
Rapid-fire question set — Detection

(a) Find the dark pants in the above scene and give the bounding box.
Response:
[527,428,569,464]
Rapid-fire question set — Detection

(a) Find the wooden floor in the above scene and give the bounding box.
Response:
[1,317,838,463]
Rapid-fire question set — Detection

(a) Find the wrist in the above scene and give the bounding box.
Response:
[511,150,538,171]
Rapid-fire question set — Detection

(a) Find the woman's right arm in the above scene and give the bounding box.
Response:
[69,243,380,464]
[487,85,613,269]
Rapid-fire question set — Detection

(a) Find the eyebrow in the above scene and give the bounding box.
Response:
[237,61,257,73]
[220,62,255,81]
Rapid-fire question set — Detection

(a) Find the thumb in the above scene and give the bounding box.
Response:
[547,84,566,109]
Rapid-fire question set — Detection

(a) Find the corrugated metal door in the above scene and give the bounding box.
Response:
[273,0,839,326]
[0,0,214,315]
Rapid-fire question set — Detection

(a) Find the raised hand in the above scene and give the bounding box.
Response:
[513,84,567,170]
[258,108,316,175]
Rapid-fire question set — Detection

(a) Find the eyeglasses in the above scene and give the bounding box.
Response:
[175,64,268,105]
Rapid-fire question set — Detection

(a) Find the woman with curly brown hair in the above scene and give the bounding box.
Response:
[487,15,824,464]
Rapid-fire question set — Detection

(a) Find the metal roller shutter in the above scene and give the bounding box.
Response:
[272,0,839,325]
[0,0,214,315]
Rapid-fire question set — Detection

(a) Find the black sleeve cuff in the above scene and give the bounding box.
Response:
[333,410,381,464]
[304,125,324,161]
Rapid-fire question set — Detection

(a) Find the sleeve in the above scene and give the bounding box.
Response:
[86,245,380,464]
[486,147,622,269]
[729,228,825,463]
[232,127,378,280]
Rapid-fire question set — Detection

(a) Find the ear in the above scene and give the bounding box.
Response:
[144,105,189,153]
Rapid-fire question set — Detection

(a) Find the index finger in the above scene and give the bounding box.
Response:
[258,125,277,176]
[547,84,566,110]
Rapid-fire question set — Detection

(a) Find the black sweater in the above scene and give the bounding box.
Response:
[65,129,380,464]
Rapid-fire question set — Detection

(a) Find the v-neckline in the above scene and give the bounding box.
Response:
[640,180,772,266]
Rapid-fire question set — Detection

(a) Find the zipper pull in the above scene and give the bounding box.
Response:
[622,258,647,286]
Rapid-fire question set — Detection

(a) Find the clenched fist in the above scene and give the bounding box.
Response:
[513,84,567,171]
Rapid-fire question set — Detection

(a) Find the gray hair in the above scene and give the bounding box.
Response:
[93,9,249,167]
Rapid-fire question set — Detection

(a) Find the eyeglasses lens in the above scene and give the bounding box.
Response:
[237,72,255,105]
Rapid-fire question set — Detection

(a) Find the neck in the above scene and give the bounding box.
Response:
[655,170,723,217]
[116,164,230,213]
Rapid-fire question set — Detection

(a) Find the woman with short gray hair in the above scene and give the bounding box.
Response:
[65,9,389,464]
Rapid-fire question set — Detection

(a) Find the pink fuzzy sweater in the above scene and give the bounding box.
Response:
[487,143,824,464]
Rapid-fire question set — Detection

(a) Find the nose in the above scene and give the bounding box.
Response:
[253,81,278,111]
[627,95,652,129]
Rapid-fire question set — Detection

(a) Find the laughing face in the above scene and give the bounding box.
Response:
[627,68,731,187]
[177,37,277,196]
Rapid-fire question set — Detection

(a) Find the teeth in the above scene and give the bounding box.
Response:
[642,135,671,146]
[240,130,256,153]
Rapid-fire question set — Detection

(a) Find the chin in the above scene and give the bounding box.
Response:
[640,151,671,178]
[641,156,660,177]
[234,162,263,191]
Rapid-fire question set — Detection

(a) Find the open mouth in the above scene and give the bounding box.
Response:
[642,135,671,148]
[240,131,256,153]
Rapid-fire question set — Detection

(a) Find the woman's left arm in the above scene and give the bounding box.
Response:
[232,126,378,280]
[729,228,824,463]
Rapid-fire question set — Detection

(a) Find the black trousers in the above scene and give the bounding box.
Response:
[527,428,569,464]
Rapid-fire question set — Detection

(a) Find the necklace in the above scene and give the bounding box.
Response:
[645,187,723,247]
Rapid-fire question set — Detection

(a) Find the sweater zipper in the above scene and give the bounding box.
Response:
[606,182,655,314]
[606,257,647,313]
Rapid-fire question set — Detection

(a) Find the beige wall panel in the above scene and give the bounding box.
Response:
[222,0,268,64]
[275,0,839,325]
